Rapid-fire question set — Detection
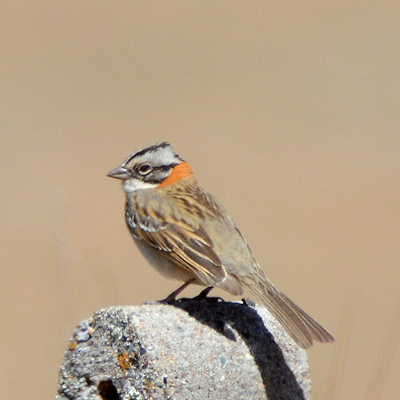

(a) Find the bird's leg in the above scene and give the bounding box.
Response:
[159,281,193,304]
[192,286,214,300]
[241,297,256,308]
[192,286,224,303]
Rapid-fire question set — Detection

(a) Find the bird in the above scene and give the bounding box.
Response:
[108,142,334,348]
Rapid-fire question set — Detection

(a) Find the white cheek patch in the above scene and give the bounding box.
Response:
[123,179,156,194]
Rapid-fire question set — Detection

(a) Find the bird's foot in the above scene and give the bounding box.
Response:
[190,286,225,303]
[241,297,256,308]
[192,286,214,300]
[158,281,193,304]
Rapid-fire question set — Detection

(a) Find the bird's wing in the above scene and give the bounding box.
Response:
[127,190,227,286]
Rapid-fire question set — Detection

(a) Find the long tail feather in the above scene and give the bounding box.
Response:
[249,280,334,349]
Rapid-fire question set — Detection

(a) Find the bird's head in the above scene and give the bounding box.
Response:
[108,142,193,194]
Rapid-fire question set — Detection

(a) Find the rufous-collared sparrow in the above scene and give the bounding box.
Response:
[108,142,334,348]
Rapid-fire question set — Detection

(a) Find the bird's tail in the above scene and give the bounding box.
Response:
[249,279,334,349]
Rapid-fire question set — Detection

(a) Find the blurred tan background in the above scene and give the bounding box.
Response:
[2,1,400,399]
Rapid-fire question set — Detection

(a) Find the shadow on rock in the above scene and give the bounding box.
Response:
[171,297,307,400]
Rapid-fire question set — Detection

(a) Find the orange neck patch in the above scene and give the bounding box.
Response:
[158,161,193,188]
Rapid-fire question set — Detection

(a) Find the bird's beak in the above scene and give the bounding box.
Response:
[107,165,129,180]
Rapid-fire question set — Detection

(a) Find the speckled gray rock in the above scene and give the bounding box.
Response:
[57,299,311,400]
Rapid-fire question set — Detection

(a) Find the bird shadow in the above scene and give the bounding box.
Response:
[170,297,307,400]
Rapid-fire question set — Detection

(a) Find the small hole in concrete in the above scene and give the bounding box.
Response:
[98,379,119,400]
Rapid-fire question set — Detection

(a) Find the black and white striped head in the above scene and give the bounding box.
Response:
[108,142,191,193]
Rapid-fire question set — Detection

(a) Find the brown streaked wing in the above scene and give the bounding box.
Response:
[131,202,227,287]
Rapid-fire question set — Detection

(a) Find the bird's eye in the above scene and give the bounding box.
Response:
[138,163,152,175]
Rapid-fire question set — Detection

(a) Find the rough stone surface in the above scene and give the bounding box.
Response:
[57,298,311,400]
